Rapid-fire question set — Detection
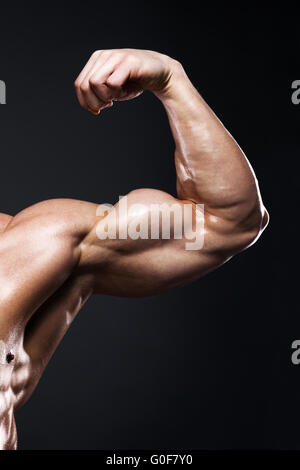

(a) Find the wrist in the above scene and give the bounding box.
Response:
[154,59,195,104]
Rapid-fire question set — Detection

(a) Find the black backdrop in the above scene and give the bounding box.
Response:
[0,4,297,450]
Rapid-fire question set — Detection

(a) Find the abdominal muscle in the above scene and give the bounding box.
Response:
[0,335,33,450]
[0,368,18,450]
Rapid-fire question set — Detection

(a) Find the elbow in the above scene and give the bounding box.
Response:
[261,207,270,231]
[241,205,270,250]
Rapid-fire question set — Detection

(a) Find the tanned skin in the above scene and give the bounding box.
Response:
[0,49,269,449]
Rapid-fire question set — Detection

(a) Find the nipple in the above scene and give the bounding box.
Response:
[6,352,15,364]
[0,341,15,365]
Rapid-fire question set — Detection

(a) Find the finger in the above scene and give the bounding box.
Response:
[79,82,105,114]
[89,55,123,101]
[74,52,103,112]
[105,61,131,100]
[76,51,120,112]
[75,81,99,113]
[74,50,103,87]
[106,61,131,88]
[74,85,86,109]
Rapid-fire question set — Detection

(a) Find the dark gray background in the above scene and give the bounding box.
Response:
[0,4,297,449]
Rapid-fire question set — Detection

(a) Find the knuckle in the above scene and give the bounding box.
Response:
[80,82,89,93]
[112,51,122,61]
[89,77,99,88]
[124,54,133,63]
[106,76,114,85]
[107,79,120,89]
[124,53,136,64]
[91,50,101,58]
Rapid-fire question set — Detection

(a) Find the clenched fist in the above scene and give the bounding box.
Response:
[74,49,179,114]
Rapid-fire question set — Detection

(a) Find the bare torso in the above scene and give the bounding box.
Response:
[0,276,87,450]
[0,206,86,449]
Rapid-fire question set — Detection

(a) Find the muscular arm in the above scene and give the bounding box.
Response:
[0,49,269,409]
[74,49,269,296]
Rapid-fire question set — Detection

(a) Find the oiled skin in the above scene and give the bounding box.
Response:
[0,50,269,449]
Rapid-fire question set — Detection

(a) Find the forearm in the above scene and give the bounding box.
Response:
[155,62,265,227]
